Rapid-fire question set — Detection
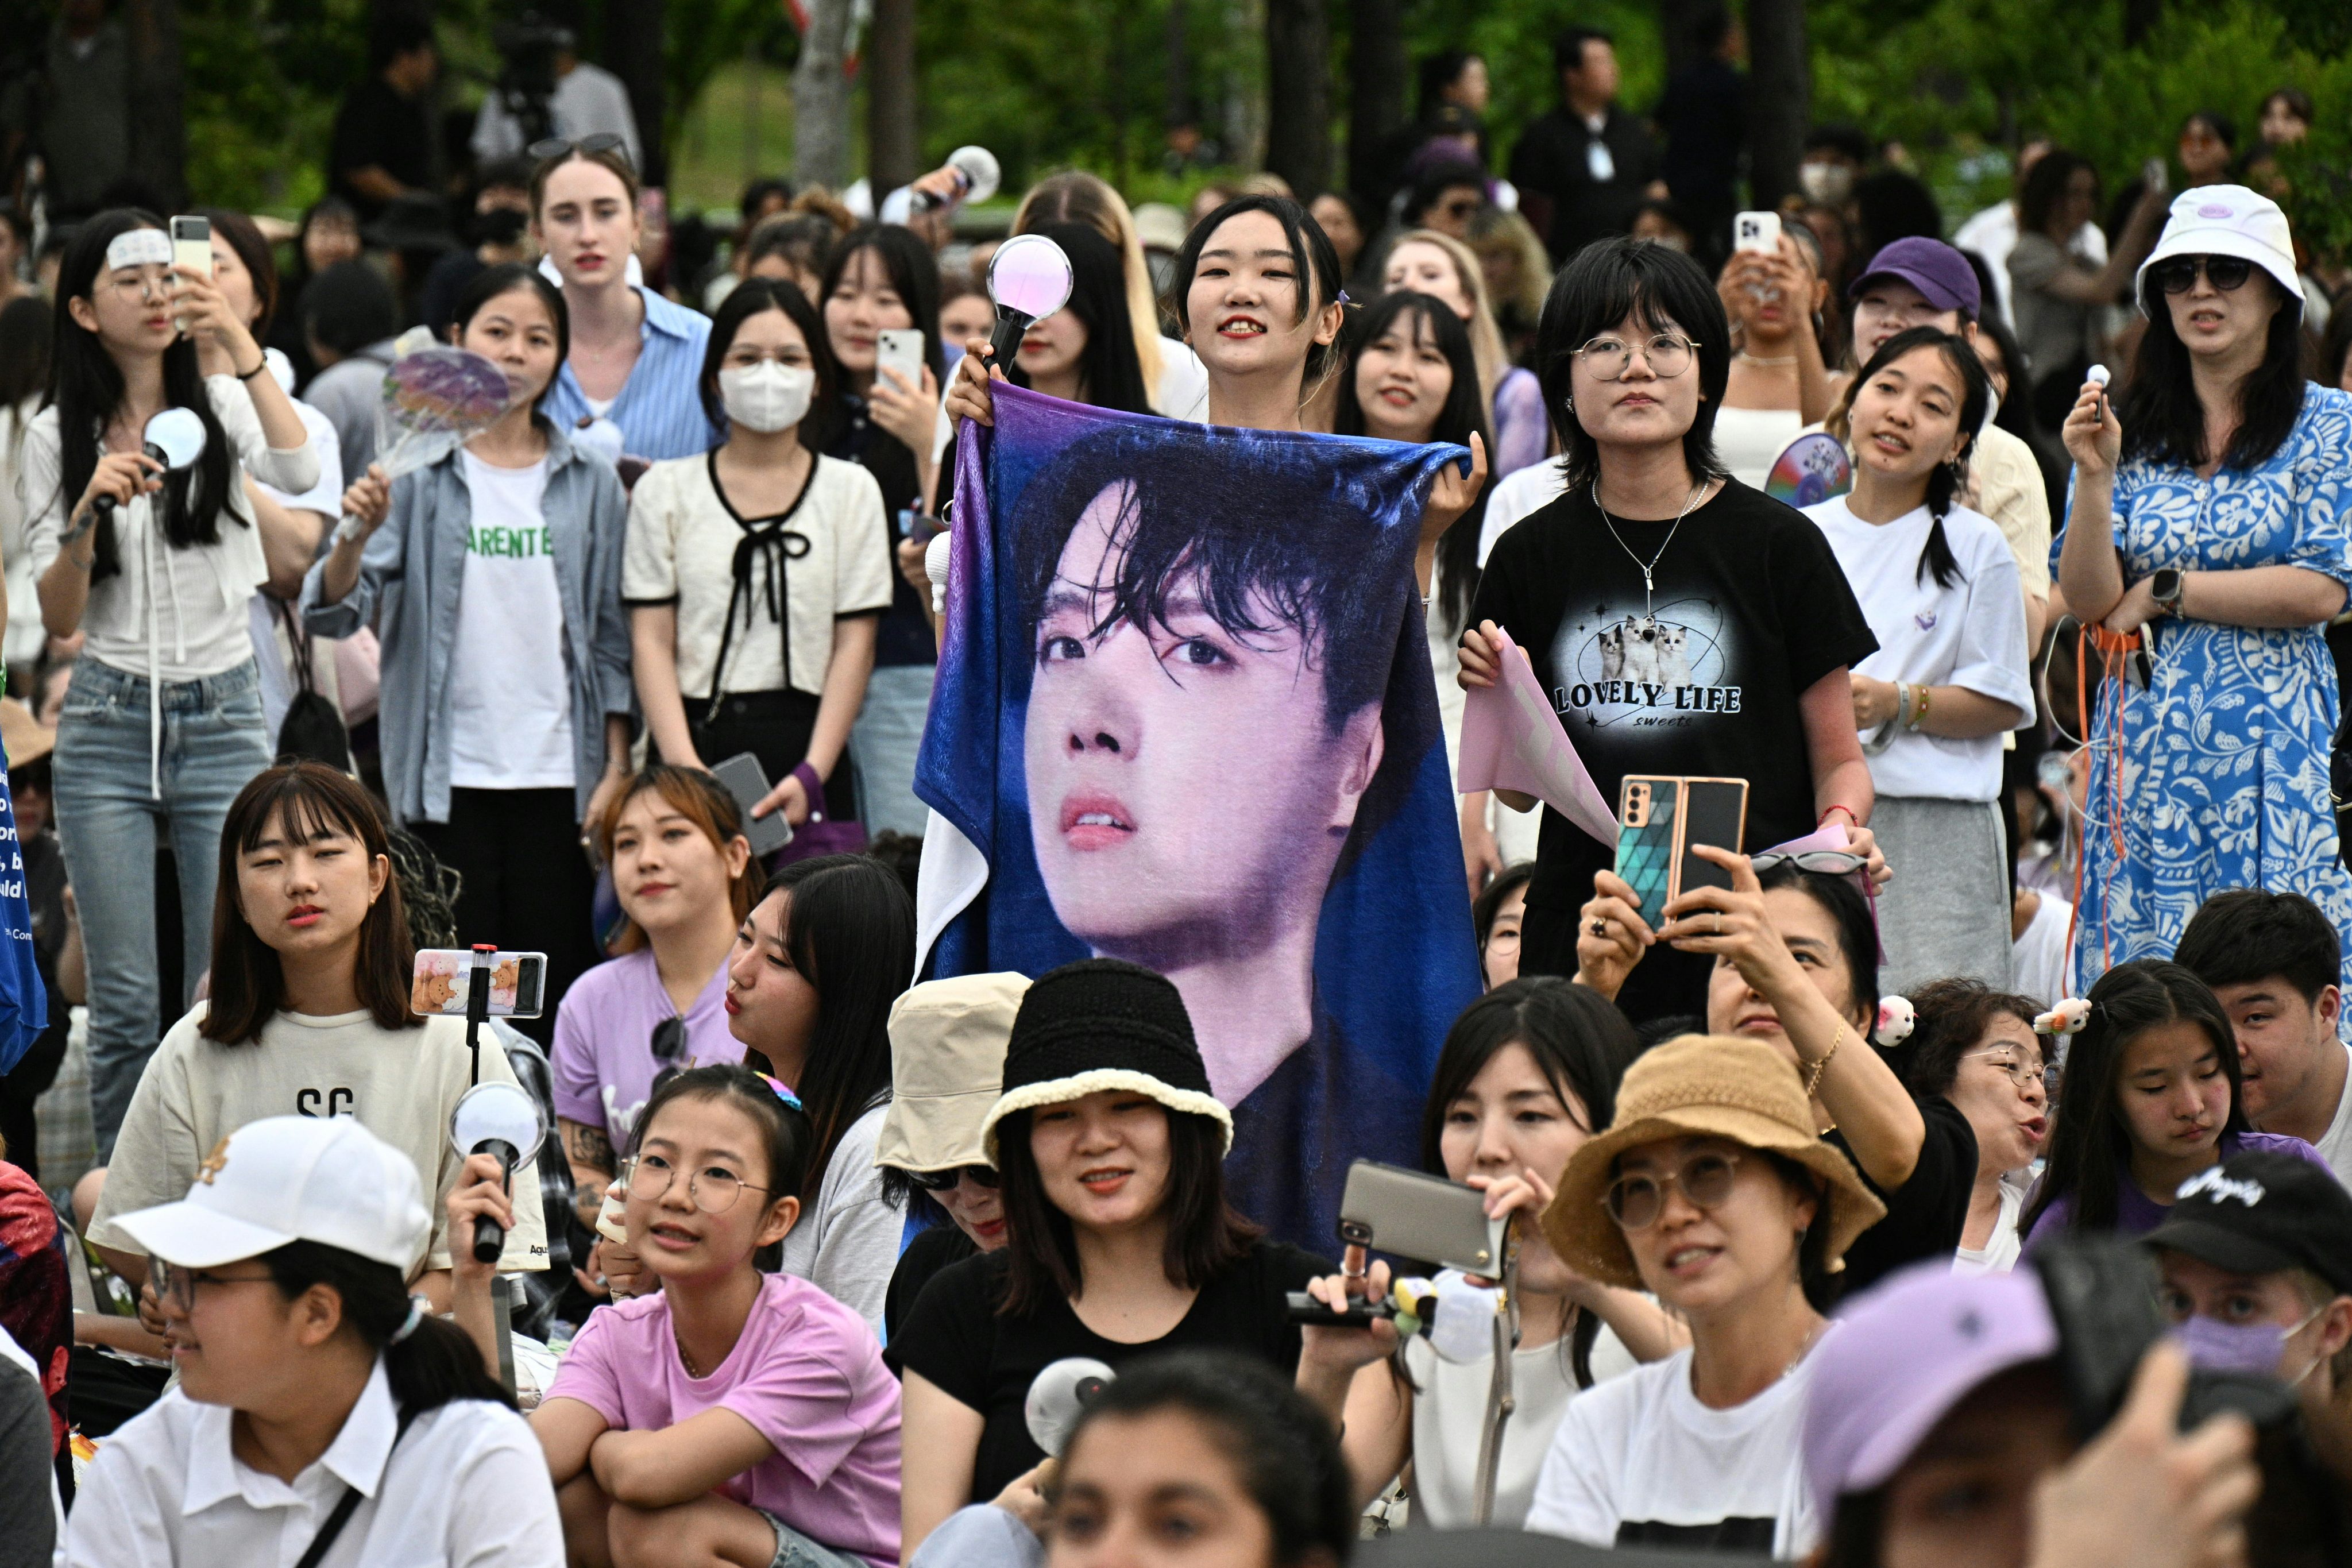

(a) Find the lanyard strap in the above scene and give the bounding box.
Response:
[292,1405,417,1568]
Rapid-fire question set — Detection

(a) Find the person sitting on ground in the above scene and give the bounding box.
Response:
[68,1115,560,1565]
[2172,889,2352,1190]
[875,973,1031,1341]
[1899,979,2050,1273]
[451,1065,900,1568]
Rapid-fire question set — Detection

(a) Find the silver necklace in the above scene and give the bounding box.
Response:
[1593,478,1709,615]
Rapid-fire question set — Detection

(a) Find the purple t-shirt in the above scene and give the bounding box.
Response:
[551,948,739,1138]
[2022,1131,2330,1251]
[546,1272,903,1565]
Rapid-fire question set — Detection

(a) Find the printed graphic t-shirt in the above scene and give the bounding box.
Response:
[450,452,575,789]
[1468,480,1876,1021]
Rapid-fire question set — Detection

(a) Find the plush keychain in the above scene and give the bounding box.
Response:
[1875,995,1916,1046]
[2036,997,2092,1037]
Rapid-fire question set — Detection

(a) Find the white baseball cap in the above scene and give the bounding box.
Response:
[106,1115,430,1271]
[2135,184,2304,318]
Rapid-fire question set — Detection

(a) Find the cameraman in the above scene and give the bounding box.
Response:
[470,13,640,170]
[327,13,439,222]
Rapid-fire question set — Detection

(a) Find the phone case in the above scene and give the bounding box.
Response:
[1616,776,1750,928]
[710,752,795,858]
[1337,1160,1507,1274]
[875,331,925,388]
[411,949,547,1018]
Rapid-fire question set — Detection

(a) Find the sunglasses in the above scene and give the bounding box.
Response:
[1602,1150,1744,1231]
[649,1017,689,1095]
[907,1164,1000,1191]
[2149,255,2254,295]
[529,132,634,168]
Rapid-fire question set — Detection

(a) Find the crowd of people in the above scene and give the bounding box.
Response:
[0,21,2346,1568]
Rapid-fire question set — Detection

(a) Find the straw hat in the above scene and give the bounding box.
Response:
[1544,1033,1885,1289]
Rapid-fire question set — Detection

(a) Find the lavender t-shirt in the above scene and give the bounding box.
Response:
[546,1272,903,1565]
[2022,1131,2331,1250]
[550,948,739,1140]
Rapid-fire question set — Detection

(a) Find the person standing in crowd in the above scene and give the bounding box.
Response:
[1808,329,2030,989]
[876,973,1030,1338]
[1381,228,1545,476]
[1476,862,1534,988]
[2173,890,2352,1190]
[818,225,943,840]
[1397,161,1490,244]
[1334,289,1490,613]
[0,296,52,671]
[2053,187,2352,990]
[1900,979,2050,1273]
[1713,228,1830,486]
[1952,135,2064,326]
[326,13,439,222]
[28,211,321,1153]
[2022,960,2330,1249]
[1000,223,1155,418]
[69,1115,561,1567]
[2176,111,2237,188]
[1527,1033,1883,1555]
[627,279,891,832]
[296,259,400,477]
[1653,5,1745,263]
[1458,238,1880,1023]
[2149,1148,2352,1391]
[1308,192,1370,294]
[420,158,540,338]
[552,764,762,1236]
[471,24,643,169]
[733,214,840,310]
[269,198,365,388]
[87,760,548,1311]
[11,0,131,219]
[303,263,632,1039]
[1297,979,1683,1529]
[1014,172,1211,422]
[532,141,718,463]
[1508,29,1663,263]
[2007,151,2164,426]
[893,960,1330,1560]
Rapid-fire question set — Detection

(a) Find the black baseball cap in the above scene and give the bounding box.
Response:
[2144,1149,2352,1296]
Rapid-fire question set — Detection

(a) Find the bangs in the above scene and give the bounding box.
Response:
[235,769,379,855]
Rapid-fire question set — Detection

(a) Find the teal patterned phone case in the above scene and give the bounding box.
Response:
[1614,778,1680,930]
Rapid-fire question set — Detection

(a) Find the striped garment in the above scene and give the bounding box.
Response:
[541,286,724,462]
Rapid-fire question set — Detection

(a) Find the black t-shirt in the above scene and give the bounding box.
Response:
[327,76,433,218]
[892,1238,1329,1502]
[1467,480,1876,1022]
[885,1222,979,1347]
[1828,1091,1976,1299]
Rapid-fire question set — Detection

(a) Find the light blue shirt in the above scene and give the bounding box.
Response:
[540,286,721,462]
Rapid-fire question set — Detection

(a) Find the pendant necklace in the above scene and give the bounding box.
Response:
[1594,477,1708,616]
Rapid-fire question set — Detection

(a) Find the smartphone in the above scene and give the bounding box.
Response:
[168,215,210,337]
[876,329,925,393]
[411,949,547,1018]
[710,751,796,858]
[1733,210,1781,256]
[1335,1160,1507,1275]
[1615,776,1751,929]
[2142,157,2168,195]
[898,508,946,543]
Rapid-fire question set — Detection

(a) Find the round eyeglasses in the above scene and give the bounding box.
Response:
[1964,1049,2049,1091]
[618,1151,770,1214]
[1571,332,1698,381]
[1602,1150,1743,1230]
[147,1256,275,1313]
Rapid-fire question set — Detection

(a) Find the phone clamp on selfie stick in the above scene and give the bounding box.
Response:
[1469,1214,1523,1529]
[465,943,496,1087]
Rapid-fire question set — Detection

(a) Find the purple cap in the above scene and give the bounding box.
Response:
[1804,1262,2059,1522]
[1848,236,1982,319]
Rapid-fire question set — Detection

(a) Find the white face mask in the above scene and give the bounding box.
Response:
[719,361,816,433]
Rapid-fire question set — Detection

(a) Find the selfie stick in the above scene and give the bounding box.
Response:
[1469,1215,1523,1528]
[465,943,495,1087]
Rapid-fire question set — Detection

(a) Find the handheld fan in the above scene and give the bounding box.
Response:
[334,347,512,542]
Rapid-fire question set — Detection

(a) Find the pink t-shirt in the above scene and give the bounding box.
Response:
[546,1272,902,1564]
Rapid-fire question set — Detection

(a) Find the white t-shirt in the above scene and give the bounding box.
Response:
[470,60,642,167]
[1153,338,1211,423]
[2308,1044,2352,1192]
[774,1102,903,1334]
[1404,1321,1634,1530]
[623,452,893,700]
[1525,1334,1830,1558]
[1477,459,1569,566]
[1712,407,1804,491]
[1954,1172,2032,1275]
[450,451,575,790]
[2011,891,2075,1010]
[1805,498,2033,801]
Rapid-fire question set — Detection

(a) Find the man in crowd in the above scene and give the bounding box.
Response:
[4,0,131,219]
[1507,27,1664,264]
[2175,890,2352,1190]
[1654,3,1745,265]
[469,19,642,169]
[2147,1149,2352,1395]
[328,12,441,222]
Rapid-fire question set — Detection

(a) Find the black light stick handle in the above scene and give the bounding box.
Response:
[471,1138,519,1264]
[988,306,1036,377]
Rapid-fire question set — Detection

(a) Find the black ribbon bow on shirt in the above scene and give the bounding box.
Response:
[706,450,817,700]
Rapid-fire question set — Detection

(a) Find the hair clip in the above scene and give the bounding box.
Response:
[1875,995,1915,1046]
[756,1073,803,1110]
[2036,997,2092,1037]
[1334,288,1353,306]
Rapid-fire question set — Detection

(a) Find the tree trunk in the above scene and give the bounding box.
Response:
[121,0,183,207]
[793,0,854,191]
[1262,0,1330,195]
[604,0,669,187]
[1655,0,1708,83]
[1745,0,1808,211]
[2122,0,2161,46]
[867,0,918,195]
[1165,0,1191,127]
[1345,0,1404,206]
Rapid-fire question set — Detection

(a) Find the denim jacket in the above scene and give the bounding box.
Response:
[299,425,634,825]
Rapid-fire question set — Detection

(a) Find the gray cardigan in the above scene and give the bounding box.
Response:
[299,425,634,826]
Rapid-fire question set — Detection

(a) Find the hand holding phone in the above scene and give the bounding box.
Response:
[1614,776,1750,930]
[876,329,926,394]
[1733,210,1781,256]
[711,752,796,858]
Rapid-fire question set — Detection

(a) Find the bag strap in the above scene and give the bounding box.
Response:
[293,1405,418,1568]
[272,595,318,696]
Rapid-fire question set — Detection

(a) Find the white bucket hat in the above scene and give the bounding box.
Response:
[2134,184,2304,318]
[105,1115,431,1272]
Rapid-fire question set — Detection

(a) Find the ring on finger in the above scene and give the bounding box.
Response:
[1590,917,1608,937]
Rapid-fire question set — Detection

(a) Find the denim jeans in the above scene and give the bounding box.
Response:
[53,658,271,1154]
[850,663,936,839]
[754,1509,876,1568]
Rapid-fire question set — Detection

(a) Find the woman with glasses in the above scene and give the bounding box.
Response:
[1458,238,1882,1026]
[2054,187,2352,995]
[550,764,762,1260]
[1899,978,2050,1275]
[1524,1032,1883,1555]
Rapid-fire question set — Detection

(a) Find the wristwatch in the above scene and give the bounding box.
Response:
[2150,568,2184,616]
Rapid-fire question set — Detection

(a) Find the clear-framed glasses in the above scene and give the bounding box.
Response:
[106,267,169,302]
[1964,1049,2049,1092]
[1572,331,1698,381]
[617,1150,770,1214]
[1602,1150,1743,1230]
[147,1256,275,1313]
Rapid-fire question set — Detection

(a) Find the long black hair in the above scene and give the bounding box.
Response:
[49,209,240,582]
[2119,260,2306,474]
[698,276,836,441]
[1170,194,1347,386]
[0,296,51,410]
[1005,222,1152,416]
[821,223,944,385]
[1754,858,1879,1035]
[1534,237,1729,495]
[1845,325,1990,589]
[2019,959,2247,1238]
[260,1239,511,1413]
[1335,290,1493,635]
[751,855,914,1204]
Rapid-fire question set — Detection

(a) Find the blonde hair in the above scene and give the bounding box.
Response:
[1384,229,1512,430]
[1467,208,1552,329]
[1014,171,1166,397]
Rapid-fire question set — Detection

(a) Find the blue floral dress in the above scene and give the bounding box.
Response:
[2056,384,2352,992]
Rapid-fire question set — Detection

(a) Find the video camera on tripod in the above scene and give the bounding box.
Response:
[492,11,574,146]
